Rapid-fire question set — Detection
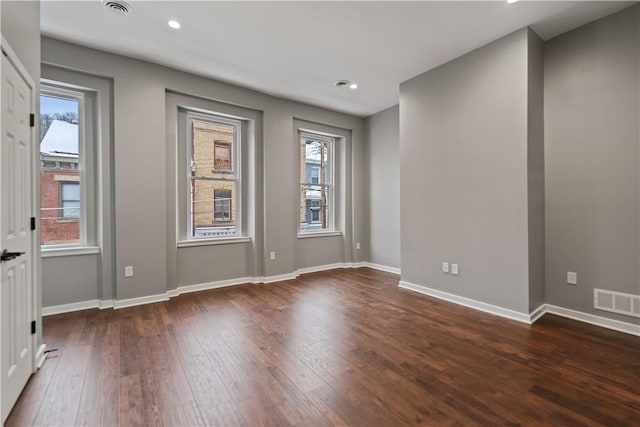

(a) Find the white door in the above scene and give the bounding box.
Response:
[0,51,35,423]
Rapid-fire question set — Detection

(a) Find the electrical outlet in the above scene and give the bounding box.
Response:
[125,265,133,278]
[356,242,361,250]
[451,263,459,275]
[567,271,577,285]
[270,251,276,261]
[442,262,449,273]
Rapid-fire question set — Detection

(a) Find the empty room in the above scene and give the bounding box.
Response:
[1,0,639,425]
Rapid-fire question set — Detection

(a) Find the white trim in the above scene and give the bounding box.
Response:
[297,231,342,239]
[529,304,547,323]
[296,262,346,275]
[170,277,254,297]
[41,246,100,258]
[113,294,169,310]
[262,272,298,284]
[177,236,251,248]
[42,299,102,316]
[99,299,114,309]
[35,344,47,370]
[544,304,640,336]
[365,262,401,275]
[398,281,534,324]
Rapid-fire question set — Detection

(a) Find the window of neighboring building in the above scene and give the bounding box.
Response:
[214,189,232,221]
[213,141,231,172]
[40,86,85,246]
[310,167,320,184]
[299,131,334,232]
[188,113,241,239]
[60,182,80,219]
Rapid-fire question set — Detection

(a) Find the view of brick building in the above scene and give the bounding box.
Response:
[190,119,237,237]
[40,120,80,245]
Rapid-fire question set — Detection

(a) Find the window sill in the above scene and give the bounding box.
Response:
[41,246,100,258]
[297,231,342,239]
[177,236,251,248]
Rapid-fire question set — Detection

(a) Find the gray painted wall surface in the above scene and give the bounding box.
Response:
[42,255,98,306]
[41,37,366,303]
[544,5,640,324]
[366,105,401,270]
[400,29,533,314]
[527,30,545,312]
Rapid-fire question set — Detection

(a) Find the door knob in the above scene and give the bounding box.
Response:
[1,249,25,262]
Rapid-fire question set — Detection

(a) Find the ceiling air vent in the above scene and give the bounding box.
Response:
[334,80,350,88]
[103,0,132,16]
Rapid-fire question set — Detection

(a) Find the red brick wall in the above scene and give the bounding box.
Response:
[40,170,80,245]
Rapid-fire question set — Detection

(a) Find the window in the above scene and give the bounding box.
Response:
[188,113,241,239]
[299,131,333,232]
[60,182,80,219]
[40,87,85,246]
[214,141,231,171]
[310,167,320,184]
[214,189,232,221]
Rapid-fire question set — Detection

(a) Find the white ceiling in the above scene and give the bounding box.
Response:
[41,1,634,117]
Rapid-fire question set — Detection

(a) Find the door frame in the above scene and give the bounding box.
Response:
[0,36,44,379]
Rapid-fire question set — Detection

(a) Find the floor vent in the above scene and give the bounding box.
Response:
[594,289,640,318]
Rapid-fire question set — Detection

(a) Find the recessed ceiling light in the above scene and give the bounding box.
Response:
[349,83,358,90]
[507,0,519,4]
[168,20,181,29]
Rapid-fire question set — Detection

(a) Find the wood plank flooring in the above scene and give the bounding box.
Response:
[6,268,640,426]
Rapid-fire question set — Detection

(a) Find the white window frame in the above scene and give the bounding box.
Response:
[39,85,91,250]
[186,111,242,240]
[298,131,335,234]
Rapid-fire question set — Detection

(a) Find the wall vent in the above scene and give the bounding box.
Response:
[103,0,132,16]
[594,288,640,318]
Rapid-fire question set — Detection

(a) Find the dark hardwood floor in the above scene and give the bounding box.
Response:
[6,268,640,426]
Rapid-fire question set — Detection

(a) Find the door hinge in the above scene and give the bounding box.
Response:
[31,320,36,335]
[30,114,35,128]
[31,217,36,231]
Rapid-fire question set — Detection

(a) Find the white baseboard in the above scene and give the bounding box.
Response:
[40,268,640,337]
[113,293,169,309]
[399,280,535,323]
[261,272,298,284]
[544,304,640,336]
[398,281,640,336]
[365,262,401,275]
[35,343,47,369]
[99,299,115,309]
[42,299,101,316]
[169,276,255,297]
[529,303,547,323]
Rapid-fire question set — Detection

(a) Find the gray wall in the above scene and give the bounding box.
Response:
[544,5,640,324]
[41,37,367,303]
[365,105,400,270]
[399,29,538,315]
[527,30,545,312]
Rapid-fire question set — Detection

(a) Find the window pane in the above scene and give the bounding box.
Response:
[192,120,234,176]
[61,182,80,219]
[214,142,231,171]
[40,94,81,245]
[190,179,236,238]
[300,133,332,232]
[300,184,330,231]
